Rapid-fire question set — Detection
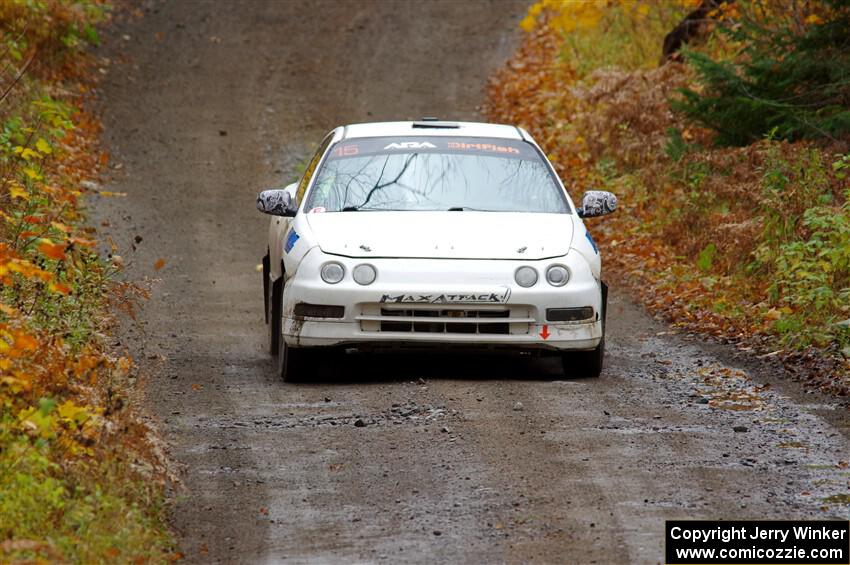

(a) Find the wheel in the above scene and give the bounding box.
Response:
[562,280,607,378]
[278,330,307,382]
[269,275,282,356]
[562,337,604,378]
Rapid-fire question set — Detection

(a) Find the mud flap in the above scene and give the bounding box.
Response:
[262,252,270,324]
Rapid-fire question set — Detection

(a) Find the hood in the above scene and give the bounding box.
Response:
[305,211,574,260]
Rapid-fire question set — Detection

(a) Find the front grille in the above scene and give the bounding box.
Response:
[358,305,533,335]
[381,308,510,334]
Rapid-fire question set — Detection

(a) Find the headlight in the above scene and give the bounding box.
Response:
[514,266,538,288]
[352,264,377,286]
[546,265,570,287]
[320,262,345,284]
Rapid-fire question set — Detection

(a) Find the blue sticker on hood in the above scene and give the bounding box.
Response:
[284,229,300,253]
[585,231,598,254]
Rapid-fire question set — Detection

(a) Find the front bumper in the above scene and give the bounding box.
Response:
[281,250,603,352]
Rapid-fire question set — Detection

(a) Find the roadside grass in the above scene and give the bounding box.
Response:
[486,2,850,395]
[1,1,174,562]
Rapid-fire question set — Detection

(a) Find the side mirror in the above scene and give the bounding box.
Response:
[577,190,617,218]
[256,189,296,217]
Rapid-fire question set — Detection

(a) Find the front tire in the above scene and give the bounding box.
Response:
[269,275,282,356]
[278,331,307,382]
[563,337,604,378]
[262,252,270,324]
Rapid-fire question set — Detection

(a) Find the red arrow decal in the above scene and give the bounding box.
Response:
[539,325,550,340]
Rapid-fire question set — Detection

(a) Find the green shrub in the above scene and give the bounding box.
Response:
[752,148,850,346]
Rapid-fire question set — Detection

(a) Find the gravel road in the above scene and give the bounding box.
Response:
[93,1,850,563]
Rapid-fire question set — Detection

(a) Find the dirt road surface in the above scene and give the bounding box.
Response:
[94,1,850,563]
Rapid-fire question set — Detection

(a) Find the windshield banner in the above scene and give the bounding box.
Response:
[328,136,538,161]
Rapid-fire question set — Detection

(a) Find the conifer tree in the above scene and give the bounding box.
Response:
[674,0,850,146]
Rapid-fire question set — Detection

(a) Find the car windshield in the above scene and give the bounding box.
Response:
[303,136,569,214]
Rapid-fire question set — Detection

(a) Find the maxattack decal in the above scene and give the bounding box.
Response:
[379,289,511,304]
[284,229,300,253]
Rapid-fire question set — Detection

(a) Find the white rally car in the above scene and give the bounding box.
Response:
[257,120,617,381]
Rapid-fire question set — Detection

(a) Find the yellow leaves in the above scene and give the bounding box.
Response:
[521,0,606,33]
[37,238,67,261]
[805,13,824,25]
[57,399,92,428]
[22,167,42,181]
[17,398,96,443]
[8,182,29,200]
[14,146,39,160]
[521,0,676,34]
[13,139,52,160]
[5,258,53,282]
[549,0,606,34]
[35,137,52,155]
[520,1,544,32]
[516,0,695,73]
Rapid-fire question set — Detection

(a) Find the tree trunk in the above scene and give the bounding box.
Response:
[661,0,734,64]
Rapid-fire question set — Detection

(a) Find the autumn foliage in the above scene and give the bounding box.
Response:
[487,0,850,394]
[1,1,173,561]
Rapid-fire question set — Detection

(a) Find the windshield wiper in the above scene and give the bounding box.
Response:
[341,206,409,212]
[447,206,494,212]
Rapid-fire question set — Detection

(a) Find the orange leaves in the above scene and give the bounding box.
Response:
[153,258,166,270]
[13,332,38,353]
[69,235,97,248]
[73,354,98,376]
[0,325,39,359]
[38,239,67,260]
[48,282,71,295]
